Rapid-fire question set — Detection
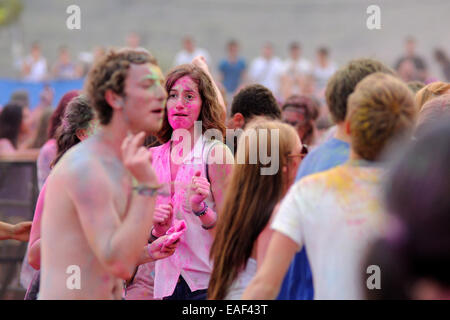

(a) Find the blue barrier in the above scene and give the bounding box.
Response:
[0,78,85,110]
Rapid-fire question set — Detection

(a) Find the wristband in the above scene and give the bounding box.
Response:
[133,184,161,197]
[192,202,208,217]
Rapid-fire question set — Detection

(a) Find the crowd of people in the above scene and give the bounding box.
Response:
[0,37,449,300]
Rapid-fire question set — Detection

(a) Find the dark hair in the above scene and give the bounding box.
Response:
[85,48,157,125]
[31,108,53,149]
[0,103,23,148]
[48,90,80,140]
[325,58,396,123]
[282,95,319,146]
[364,122,450,299]
[290,42,300,50]
[231,84,281,123]
[51,96,94,167]
[157,64,226,143]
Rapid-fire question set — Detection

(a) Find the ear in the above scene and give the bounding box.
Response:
[345,120,351,136]
[105,89,124,110]
[76,128,88,141]
[232,113,245,129]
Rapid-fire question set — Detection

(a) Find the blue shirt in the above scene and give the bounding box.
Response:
[277,137,350,300]
[218,58,246,93]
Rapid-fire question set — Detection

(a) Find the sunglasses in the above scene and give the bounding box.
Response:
[287,144,309,160]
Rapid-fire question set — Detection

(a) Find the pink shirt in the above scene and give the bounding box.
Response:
[152,137,219,299]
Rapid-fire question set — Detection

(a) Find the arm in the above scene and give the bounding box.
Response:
[67,133,160,280]
[190,144,233,236]
[0,221,32,241]
[28,183,47,269]
[242,231,299,299]
[136,235,178,265]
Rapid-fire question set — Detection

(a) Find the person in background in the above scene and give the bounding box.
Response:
[281,95,319,148]
[126,32,142,49]
[248,42,283,100]
[52,46,80,80]
[395,36,427,82]
[218,40,247,110]
[414,94,450,137]
[174,35,211,67]
[36,90,80,190]
[279,42,312,101]
[434,48,450,82]
[0,104,35,157]
[21,42,48,82]
[208,120,303,300]
[30,108,53,149]
[312,47,337,96]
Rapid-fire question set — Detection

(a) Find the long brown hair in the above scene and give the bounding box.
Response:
[157,64,226,143]
[208,120,298,300]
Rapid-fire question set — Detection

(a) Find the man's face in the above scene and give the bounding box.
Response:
[122,63,167,134]
[262,45,273,60]
[282,107,306,137]
[290,47,300,60]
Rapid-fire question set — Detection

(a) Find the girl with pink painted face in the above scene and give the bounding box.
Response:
[126,57,233,300]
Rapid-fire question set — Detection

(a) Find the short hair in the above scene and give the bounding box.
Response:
[231,84,281,123]
[415,81,450,112]
[85,48,157,125]
[325,58,396,124]
[157,64,226,143]
[415,94,450,137]
[347,72,416,161]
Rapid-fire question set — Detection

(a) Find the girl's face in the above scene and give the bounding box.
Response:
[166,75,202,131]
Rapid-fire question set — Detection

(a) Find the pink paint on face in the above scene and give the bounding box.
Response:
[167,76,202,130]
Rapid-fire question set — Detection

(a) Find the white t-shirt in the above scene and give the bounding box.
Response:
[248,56,283,98]
[173,48,211,67]
[23,56,48,82]
[272,162,387,299]
[313,62,337,90]
[280,58,312,77]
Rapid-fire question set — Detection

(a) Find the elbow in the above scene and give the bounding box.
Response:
[28,242,41,270]
[103,251,136,280]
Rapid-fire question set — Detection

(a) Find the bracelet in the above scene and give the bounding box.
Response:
[201,210,217,230]
[133,184,161,197]
[192,202,208,217]
[202,220,217,230]
[148,227,159,243]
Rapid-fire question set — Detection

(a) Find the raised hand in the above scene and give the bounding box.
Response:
[189,171,210,213]
[121,131,159,185]
[153,204,173,236]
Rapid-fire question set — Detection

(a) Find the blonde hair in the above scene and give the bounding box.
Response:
[347,72,416,161]
[415,81,450,112]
